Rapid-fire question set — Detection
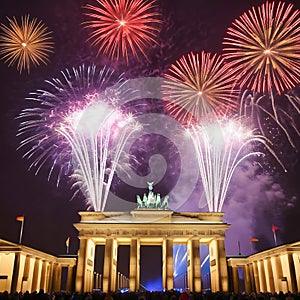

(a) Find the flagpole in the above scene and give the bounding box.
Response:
[273,230,277,246]
[19,219,24,244]
[237,240,241,255]
[272,225,278,246]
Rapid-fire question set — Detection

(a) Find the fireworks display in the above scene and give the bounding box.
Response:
[223,1,300,151]
[83,0,161,62]
[163,51,238,125]
[0,15,53,73]
[1,0,300,259]
[187,117,274,212]
[222,1,300,95]
[17,65,140,211]
[59,102,140,211]
[239,89,299,151]
[14,1,299,214]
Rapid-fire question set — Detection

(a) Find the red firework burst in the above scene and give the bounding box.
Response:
[222,1,300,95]
[163,51,239,125]
[83,0,161,62]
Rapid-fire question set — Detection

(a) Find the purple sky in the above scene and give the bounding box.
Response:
[0,0,300,279]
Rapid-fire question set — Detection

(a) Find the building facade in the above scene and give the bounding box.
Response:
[0,210,299,294]
[0,239,76,293]
[228,241,300,294]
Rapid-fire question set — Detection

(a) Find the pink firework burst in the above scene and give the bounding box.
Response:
[163,51,239,125]
[222,1,300,95]
[83,0,161,62]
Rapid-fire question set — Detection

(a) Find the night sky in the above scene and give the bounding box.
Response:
[1,0,300,284]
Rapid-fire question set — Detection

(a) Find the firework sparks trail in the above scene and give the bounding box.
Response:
[16,70,286,213]
[110,77,200,211]
[83,0,161,62]
[163,51,238,125]
[107,77,284,212]
[186,117,280,212]
[173,244,187,279]
[17,64,140,211]
[0,15,53,73]
[58,102,140,211]
[223,1,300,147]
[239,90,299,151]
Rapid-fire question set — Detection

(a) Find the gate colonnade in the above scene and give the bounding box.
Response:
[0,239,76,293]
[227,241,300,294]
[74,210,230,293]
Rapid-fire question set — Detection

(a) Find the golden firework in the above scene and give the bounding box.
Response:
[0,15,54,73]
[163,51,238,125]
[223,1,300,95]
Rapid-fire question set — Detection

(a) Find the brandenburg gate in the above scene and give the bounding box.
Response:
[74,210,230,293]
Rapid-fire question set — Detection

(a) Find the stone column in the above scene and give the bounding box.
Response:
[93,272,96,289]
[244,265,252,293]
[265,258,275,292]
[103,238,113,292]
[187,239,201,292]
[294,253,300,292]
[214,238,228,291]
[58,265,62,291]
[97,273,101,289]
[92,272,96,289]
[209,240,217,292]
[271,256,282,292]
[47,262,54,292]
[75,238,88,292]
[117,272,120,290]
[248,264,255,292]
[52,263,61,292]
[22,255,31,292]
[165,238,174,291]
[258,260,267,292]
[122,275,126,289]
[252,261,260,292]
[39,261,47,291]
[287,253,298,293]
[27,257,35,292]
[232,266,239,293]
[120,274,123,289]
[32,258,41,292]
[11,253,21,293]
[87,240,96,292]
[162,239,166,291]
[99,274,102,289]
[129,238,140,292]
[66,266,74,292]
[110,239,118,291]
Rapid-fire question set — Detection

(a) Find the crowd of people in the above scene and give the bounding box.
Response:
[0,290,299,300]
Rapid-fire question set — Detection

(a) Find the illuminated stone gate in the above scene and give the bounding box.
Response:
[74,210,230,292]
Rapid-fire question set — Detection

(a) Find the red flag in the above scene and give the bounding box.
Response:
[272,225,279,232]
[16,215,24,222]
[250,237,259,242]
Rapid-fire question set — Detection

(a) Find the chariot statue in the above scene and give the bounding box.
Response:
[136,182,169,209]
